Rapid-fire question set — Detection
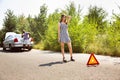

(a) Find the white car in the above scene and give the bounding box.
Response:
[3,32,33,51]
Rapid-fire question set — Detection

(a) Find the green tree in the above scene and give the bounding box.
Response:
[41,9,61,51]
[34,4,48,43]
[1,9,17,45]
[16,14,29,33]
[106,6,120,56]
[3,9,17,32]
[87,6,107,32]
[27,15,36,38]
[0,29,5,47]
[66,2,81,27]
[82,6,108,54]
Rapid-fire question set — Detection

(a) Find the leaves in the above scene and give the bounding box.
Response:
[3,9,17,32]
[0,2,120,56]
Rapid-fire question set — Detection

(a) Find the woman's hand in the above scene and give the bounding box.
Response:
[67,16,71,19]
[58,37,60,42]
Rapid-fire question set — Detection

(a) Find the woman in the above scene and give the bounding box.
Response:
[58,14,75,62]
[22,30,30,48]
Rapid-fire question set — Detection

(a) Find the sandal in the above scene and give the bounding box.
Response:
[71,57,75,61]
[63,57,67,63]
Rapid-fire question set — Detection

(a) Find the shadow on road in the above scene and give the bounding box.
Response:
[39,61,63,67]
[39,60,71,67]
[0,48,30,53]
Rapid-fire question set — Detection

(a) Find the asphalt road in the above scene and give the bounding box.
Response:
[0,48,120,80]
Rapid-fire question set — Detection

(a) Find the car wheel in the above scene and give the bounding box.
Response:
[3,47,6,51]
[3,44,6,51]
[9,44,13,51]
[28,47,32,51]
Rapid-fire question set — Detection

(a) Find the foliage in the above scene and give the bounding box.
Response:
[33,4,48,43]
[0,9,17,46]
[16,14,30,33]
[0,2,120,56]
[3,9,17,32]
[42,10,61,51]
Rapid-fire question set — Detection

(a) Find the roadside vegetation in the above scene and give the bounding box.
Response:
[0,2,120,56]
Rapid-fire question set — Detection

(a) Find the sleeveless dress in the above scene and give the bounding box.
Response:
[60,22,71,43]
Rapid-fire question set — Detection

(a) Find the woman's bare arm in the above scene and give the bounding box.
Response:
[58,23,60,42]
[66,16,71,24]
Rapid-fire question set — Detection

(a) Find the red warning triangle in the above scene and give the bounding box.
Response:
[87,53,99,65]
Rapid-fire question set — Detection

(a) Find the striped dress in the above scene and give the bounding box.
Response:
[59,22,71,43]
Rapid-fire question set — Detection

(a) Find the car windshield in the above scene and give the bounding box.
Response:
[5,32,16,39]
[14,34,22,38]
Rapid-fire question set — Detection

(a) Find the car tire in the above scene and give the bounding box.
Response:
[28,47,32,51]
[3,47,6,51]
[9,44,13,51]
[3,44,6,51]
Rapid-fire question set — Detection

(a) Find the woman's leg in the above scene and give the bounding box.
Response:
[61,42,65,57]
[67,42,72,57]
[67,42,75,61]
[61,42,67,62]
